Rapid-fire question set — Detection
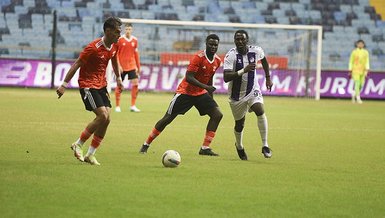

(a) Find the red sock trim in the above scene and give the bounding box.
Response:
[203,131,216,147]
[91,135,103,149]
[80,128,92,142]
[145,128,161,144]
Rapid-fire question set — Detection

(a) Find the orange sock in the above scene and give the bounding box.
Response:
[79,128,92,144]
[131,85,138,106]
[115,87,121,107]
[145,128,161,145]
[91,135,103,149]
[202,131,216,148]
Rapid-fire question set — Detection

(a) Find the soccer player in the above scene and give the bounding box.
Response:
[56,17,124,165]
[349,39,370,104]
[139,34,223,156]
[114,23,141,112]
[223,30,273,160]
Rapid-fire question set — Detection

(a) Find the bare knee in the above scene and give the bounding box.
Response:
[155,113,176,131]
[212,110,223,122]
[208,108,223,122]
[234,118,245,132]
[97,111,110,125]
[251,103,264,116]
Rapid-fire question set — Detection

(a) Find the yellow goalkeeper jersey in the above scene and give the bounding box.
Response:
[349,48,370,75]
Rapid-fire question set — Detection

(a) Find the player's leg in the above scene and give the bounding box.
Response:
[72,88,109,163]
[130,77,140,112]
[200,106,223,156]
[234,117,247,160]
[84,106,111,165]
[356,74,365,104]
[229,100,248,160]
[140,94,193,153]
[82,87,112,165]
[140,113,178,153]
[194,93,222,156]
[351,73,360,103]
[114,73,126,112]
[249,102,271,158]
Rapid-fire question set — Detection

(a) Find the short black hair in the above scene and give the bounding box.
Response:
[125,23,133,28]
[103,17,122,32]
[206,34,220,42]
[355,39,366,47]
[234,30,248,39]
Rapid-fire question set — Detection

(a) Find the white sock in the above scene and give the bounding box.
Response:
[201,146,210,150]
[86,146,97,156]
[257,114,268,147]
[144,141,150,146]
[234,130,244,149]
[75,138,84,146]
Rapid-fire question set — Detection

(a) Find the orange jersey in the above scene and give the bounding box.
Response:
[78,38,118,89]
[176,50,221,96]
[117,36,140,71]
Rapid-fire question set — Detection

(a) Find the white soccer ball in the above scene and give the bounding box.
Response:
[162,150,181,168]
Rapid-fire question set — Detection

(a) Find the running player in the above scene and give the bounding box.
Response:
[56,17,124,165]
[223,30,273,160]
[349,39,370,104]
[115,23,141,112]
[139,34,223,156]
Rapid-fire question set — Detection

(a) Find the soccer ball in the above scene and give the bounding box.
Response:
[162,150,181,168]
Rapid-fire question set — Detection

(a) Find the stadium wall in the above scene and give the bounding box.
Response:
[1,58,384,99]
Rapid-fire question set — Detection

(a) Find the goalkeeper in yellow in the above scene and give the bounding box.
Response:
[349,40,370,104]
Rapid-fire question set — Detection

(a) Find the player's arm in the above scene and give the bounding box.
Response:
[348,51,354,77]
[365,50,370,76]
[56,58,83,98]
[111,55,124,90]
[186,71,216,93]
[223,52,255,83]
[116,53,123,73]
[261,57,273,92]
[207,77,214,98]
[135,49,141,75]
[223,64,256,83]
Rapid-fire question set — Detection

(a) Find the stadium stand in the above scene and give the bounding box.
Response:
[0,0,384,70]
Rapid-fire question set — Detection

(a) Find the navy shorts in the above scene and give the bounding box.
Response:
[121,70,138,80]
[166,93,218,116]
[79,87,111,111]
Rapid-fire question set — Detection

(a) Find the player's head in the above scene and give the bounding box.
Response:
[205,34,220,55]
[234,30,249,53]
[125,23,133,37]
[103,17,122,43]
[356,39,365,49]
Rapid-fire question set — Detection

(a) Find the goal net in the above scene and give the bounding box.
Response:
[118,18,322,100]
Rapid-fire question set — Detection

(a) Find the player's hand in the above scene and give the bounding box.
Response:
[56,86,66,99]
[206,85,216,94]
[244,63,256,73]
[136,68,141,78]
[266,77,273,92]
[116,79,124,91]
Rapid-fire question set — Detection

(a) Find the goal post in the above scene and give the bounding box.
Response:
[119,18,323,100]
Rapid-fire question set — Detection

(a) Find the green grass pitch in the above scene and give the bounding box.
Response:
[0,87,384,217]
